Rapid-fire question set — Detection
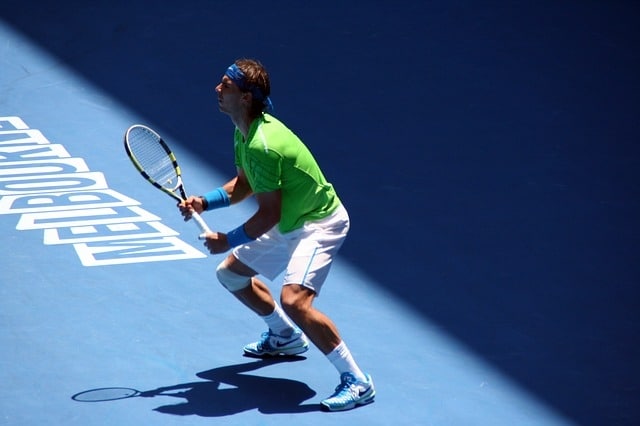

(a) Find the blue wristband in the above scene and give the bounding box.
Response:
[226,224,255,248]
[202,187,230,211]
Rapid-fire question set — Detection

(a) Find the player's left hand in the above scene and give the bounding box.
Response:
[201,232,231,254]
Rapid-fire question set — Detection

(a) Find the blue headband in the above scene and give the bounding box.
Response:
[225,63,273,112]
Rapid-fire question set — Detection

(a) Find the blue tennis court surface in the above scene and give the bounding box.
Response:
[2,1,639,425]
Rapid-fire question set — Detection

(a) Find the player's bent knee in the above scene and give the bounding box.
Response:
[216,263,251,292]
[280,286,313,317]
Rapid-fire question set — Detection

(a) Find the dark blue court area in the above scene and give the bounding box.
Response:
[1,1,639,425]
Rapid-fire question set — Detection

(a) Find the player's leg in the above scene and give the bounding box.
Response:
[217,254,272,315]
[280,205,375,411]
[280,282,374,410]
[279,283,340,353]
[216,252,309,356]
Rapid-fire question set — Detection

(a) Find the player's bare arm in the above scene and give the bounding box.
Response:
[200,189,281,254]
[179,169,253,220]
[244,190,281,238]
[225,168,253,204]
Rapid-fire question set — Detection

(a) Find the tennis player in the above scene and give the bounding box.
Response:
[178,58,375,411]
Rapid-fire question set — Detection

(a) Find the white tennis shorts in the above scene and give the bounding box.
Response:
[232,204,350,294]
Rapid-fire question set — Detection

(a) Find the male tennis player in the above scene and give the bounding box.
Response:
[178,58,374,411]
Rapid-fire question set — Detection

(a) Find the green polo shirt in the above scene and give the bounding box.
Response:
[234,113,341,233]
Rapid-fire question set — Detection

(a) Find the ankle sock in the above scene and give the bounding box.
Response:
[261,303,296,337]
[326,341,367,383]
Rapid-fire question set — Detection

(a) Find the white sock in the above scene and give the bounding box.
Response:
[261,303,296,337]
[326,341,367,383]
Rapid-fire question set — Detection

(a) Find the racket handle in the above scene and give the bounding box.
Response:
[190,211,211,240]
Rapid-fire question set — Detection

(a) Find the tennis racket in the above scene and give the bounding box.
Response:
[124,124,211,239]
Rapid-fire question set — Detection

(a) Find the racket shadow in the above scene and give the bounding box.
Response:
[74,357,321,417]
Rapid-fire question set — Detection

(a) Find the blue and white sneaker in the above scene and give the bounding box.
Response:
[321,372,375,411]
[243,329,309,357]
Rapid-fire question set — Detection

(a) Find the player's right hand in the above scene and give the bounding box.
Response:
[178,196,205,221]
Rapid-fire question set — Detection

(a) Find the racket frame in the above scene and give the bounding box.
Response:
[124,124,211,237]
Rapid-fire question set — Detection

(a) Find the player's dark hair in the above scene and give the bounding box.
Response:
[235,58,271,117]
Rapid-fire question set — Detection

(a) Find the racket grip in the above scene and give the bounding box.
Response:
[190,211,211,240]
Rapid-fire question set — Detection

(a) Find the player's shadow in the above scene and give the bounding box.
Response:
[139,357,320,416]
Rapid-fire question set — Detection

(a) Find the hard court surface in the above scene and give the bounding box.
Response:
[1,1,639,425]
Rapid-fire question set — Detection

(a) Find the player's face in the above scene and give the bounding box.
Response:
[215,75,245,115]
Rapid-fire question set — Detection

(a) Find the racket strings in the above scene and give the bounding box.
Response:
[128,129,179,187]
